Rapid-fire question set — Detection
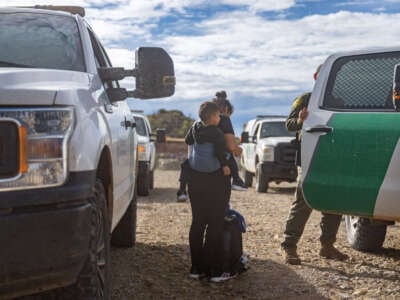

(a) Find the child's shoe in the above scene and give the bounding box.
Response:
[231,178,248,191]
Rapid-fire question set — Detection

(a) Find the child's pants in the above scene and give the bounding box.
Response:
[228,154,239,181]
[188,168,231,274]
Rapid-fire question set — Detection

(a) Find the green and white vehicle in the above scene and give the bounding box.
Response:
[301,48,400,252]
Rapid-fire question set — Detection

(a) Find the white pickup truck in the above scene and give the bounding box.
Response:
[0,6,175,299]
[240,116,297,193]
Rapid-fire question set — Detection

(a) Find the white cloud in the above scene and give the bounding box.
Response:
[85,0,206,23]
[155,11,400,100]
[219,0,296,12]
[101,9,400,133]
[335,0,400,6]
[3,0,298,24]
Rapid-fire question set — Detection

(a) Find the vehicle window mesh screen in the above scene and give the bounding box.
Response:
[324,53,400,110]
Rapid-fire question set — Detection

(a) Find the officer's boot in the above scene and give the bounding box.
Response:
[281,247,301,265]
[319,244,348,261]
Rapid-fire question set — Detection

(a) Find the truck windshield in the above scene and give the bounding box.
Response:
[260,122,295,138]
[0,12,84,72]
[134,116,148,136]
[323,51,400,110]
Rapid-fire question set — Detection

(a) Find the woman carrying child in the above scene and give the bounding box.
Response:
[185,101,236,282]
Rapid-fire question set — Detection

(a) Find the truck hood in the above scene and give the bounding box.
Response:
[259,136,295,147]
[0,68,90,106]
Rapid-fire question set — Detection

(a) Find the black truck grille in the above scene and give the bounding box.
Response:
[275,142,296,165]
[0,121,19,179]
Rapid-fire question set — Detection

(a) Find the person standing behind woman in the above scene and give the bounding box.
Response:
[213,91,247,191]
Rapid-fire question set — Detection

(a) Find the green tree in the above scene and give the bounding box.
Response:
[147,109,195,138]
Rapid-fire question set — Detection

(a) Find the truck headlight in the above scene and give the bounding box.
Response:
[262,145,274,162]
[0,108,74,190]
[137,143,148,161]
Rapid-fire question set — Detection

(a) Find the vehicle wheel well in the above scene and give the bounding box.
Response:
[97,147,113,225]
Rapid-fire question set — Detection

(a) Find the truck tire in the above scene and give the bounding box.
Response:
[149,170,154,190]
[111,185,137,247]
[241,168,253,187]
[345,215,387,252]
[137,164,150,196]
[255,163,268,193]
[64,179,111,299]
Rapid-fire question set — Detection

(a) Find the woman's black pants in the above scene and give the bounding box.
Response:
[188,169,231,275]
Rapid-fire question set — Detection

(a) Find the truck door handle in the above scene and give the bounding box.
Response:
[305,125,333,133]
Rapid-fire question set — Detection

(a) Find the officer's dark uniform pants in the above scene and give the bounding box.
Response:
[188,169,231,274]
[281,167,342,249]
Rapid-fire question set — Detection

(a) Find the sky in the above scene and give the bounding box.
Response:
[4,0,400,134]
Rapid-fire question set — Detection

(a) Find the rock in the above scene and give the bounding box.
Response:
[352,289,368,296]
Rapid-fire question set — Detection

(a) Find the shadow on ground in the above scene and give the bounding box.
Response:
[300,246,400,285]
[268,186,296,195]
[111,242,326,300]
[138,187,178,204]
[140,184,297,205]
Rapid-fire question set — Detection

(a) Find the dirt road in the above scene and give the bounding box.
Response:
[111,170,400,299]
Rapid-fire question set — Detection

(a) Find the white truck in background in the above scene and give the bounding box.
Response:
[131,110,156,196]
[240,116,297,192]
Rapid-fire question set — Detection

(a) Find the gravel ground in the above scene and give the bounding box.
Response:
[111,170,400,299]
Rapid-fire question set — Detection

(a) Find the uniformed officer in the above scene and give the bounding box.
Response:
[281,65,349,265]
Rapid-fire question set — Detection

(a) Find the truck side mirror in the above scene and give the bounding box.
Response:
[98,47,175,102]
[393,64,400,112]
[135,47,175,99]
[241,132,249,143]
[156,128,166,143]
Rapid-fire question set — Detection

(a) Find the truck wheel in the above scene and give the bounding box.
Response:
[345,215,387,252]
[241,168,253,187]
[255,163,268,193]
[149,170,154,190]
[111,185,137,247]
[66,179,111,299]
[137,165,150,196]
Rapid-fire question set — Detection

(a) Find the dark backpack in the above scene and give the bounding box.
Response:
[223,214,248,274]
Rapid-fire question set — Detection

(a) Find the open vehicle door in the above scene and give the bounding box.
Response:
[301,51,400,221]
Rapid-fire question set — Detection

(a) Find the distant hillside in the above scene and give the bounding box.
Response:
[147,109,195,138]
